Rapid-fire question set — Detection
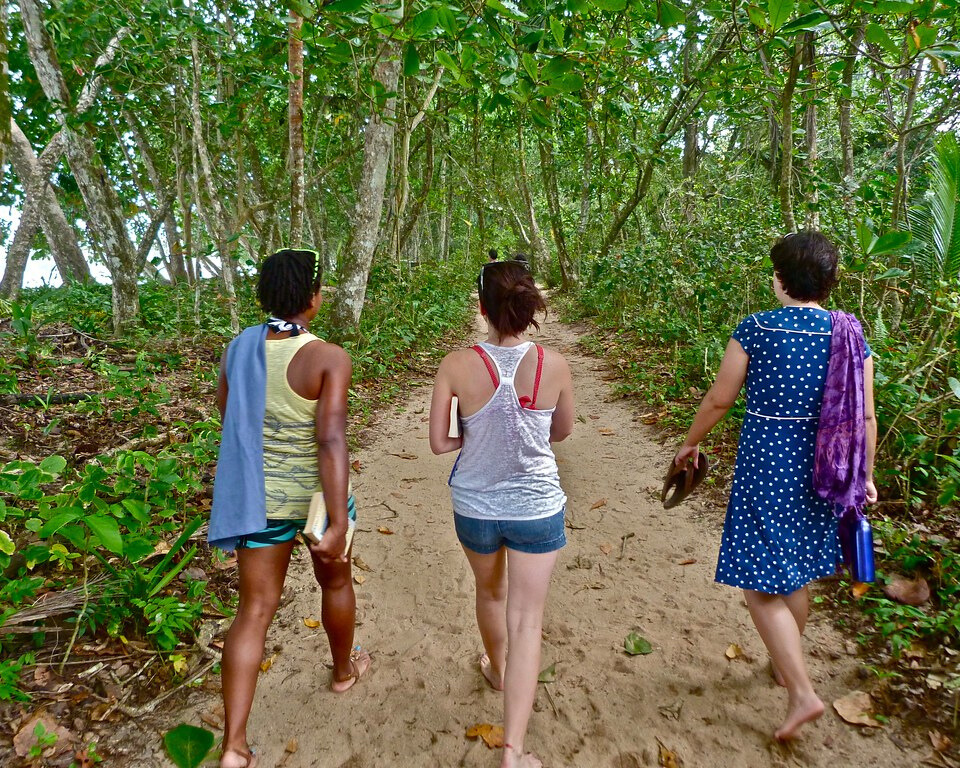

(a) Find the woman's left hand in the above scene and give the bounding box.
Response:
[865,479,878,505]
[674,444,699,466]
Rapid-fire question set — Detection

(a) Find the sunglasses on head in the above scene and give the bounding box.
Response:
[478,259,530,295]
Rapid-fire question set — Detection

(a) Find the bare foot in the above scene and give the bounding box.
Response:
[769,659,786,688]
[480,653,503,691]
[220,748,257,768]
[774,693,824,741]
[501,744,543,768]
[331,649,372,693]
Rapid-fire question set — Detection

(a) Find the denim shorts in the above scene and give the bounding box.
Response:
[454,508,566,555]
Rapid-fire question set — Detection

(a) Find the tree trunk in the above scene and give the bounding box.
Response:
[288,11,305,246]
[891,59,925,228]
[0,5,10,177]
[20,0,140,334]
[516,123,549,274]
[4,120,89,285]
[439,150,452,262]
[190,38,239,333]
[328,43,400,338]
[802,32,819,230]
[778,41,803,233]
[538,135,576,287]
[758,47,781,187]
[576,114,593,258]
[839,22,865,221]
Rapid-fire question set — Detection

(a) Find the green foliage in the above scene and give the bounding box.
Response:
[0,652,35,702]
[162,723,215,768]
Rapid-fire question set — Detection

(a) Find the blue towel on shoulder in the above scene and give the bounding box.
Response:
[209,324,269,551]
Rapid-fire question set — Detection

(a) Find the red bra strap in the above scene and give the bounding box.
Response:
[530,344,544,408]
[472,345,499,387]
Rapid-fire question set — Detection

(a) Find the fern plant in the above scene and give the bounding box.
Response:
[908,132,960,289]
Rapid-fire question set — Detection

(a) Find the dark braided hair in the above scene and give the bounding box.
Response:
[257,249,322,318]
[477,260,546,336]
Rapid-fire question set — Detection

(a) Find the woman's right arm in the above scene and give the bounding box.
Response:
[675,338,749,464]
[864,355,878,504]
[429,355,464,455]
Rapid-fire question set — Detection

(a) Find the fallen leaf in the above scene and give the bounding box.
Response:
[927,673,947,690]
[465,723,504,749]
[833,690,880,727]
[214,556,238,571]
[658,700,683,720]
[678,558,697,566]
[883,575,930,606]
[624,632,653,656]
[725,644,744,660]
[657,738,683,768]
[903,646,925,660]
[200,711,223,729]
[590,498,608,510]
[285,739,299,754]
[351,460,362,472]
[538,663,557,683]
[930,730,952,752]
[14,713,74,758]
[599,543,612,555]
[388,452,418,460]
[377,526,395,535]
[33,666,51,686]
[598,428,615,436]
[303,618,321,629]
[73,748,97,768]
[852,582,870,598]
[589,414,599,420]
[352,556,374,572]
[260,653,278,673]
[354,573,366,585]
[172,655,188,675]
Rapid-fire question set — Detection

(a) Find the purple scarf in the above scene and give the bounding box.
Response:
[812,311,867,515]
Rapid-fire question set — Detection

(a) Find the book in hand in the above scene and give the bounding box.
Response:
[304,492,356,556]
[448,395,461,438]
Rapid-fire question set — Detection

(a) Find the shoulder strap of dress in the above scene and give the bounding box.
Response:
[472,345,499,387]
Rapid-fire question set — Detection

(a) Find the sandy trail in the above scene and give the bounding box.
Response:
[147,309,921,768]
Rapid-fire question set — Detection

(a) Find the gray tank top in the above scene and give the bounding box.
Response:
[449,341,566,520]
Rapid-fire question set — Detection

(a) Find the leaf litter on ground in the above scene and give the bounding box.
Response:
[465,723,504,749]
[624,632,653,656]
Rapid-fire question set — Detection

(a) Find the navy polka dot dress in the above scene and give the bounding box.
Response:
[715,307,872,595]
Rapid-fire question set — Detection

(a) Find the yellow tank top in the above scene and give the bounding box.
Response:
[263,333,323,520]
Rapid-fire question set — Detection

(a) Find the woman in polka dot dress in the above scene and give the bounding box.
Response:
[674,232,877,741]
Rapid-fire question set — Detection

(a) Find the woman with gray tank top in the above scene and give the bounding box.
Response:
[429,260,574,768]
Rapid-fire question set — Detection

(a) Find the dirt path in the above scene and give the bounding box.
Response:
[145,310,923,768]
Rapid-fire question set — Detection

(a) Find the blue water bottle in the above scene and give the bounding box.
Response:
[852,516,875,583]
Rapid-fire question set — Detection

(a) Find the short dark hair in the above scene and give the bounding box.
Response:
[488,248,499,261]
[477,261,546,336]
[257,249,322,318]
[770,231,838,302]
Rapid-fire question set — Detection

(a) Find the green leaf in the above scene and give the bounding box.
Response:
[550,16,565,47]
[914,23,937,50]
[163,724,215,768]
[408,8,438,37]
[876,267,910,279]
[84,515,123,555]
[325,0,366,12]
[865,22,900,57]
[370,12,395,33]
[747,5,769,30]
[403,43,420,76]
[436,8,460,37]
[949,377,960,400]
[39,456,67,476]
[549,73,584,92]
[778,11,829,34]
[768,0,795,31]
[538,663,557,682]
[120,498,152,523]
[485,0,528,20]
[869,230,911,255]
[542,57,574,80]
[0,529,13,556]
[867,1,917,13]
[522,52,538,82]
[624,632,653,655]
[461,44,478,71]
[589,0,627,11]
[658,0,686,27]
[38,511,81,538]
[436,50,461,80]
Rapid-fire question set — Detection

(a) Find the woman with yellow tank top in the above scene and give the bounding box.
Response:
[212,249,370,768]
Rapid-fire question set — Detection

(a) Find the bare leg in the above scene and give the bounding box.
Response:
[461,545,508,690]
[309,542,367,690]
[501,548,559,768]
[221,542,295,766]
[744,589,824,740]
[771,586,810,686]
